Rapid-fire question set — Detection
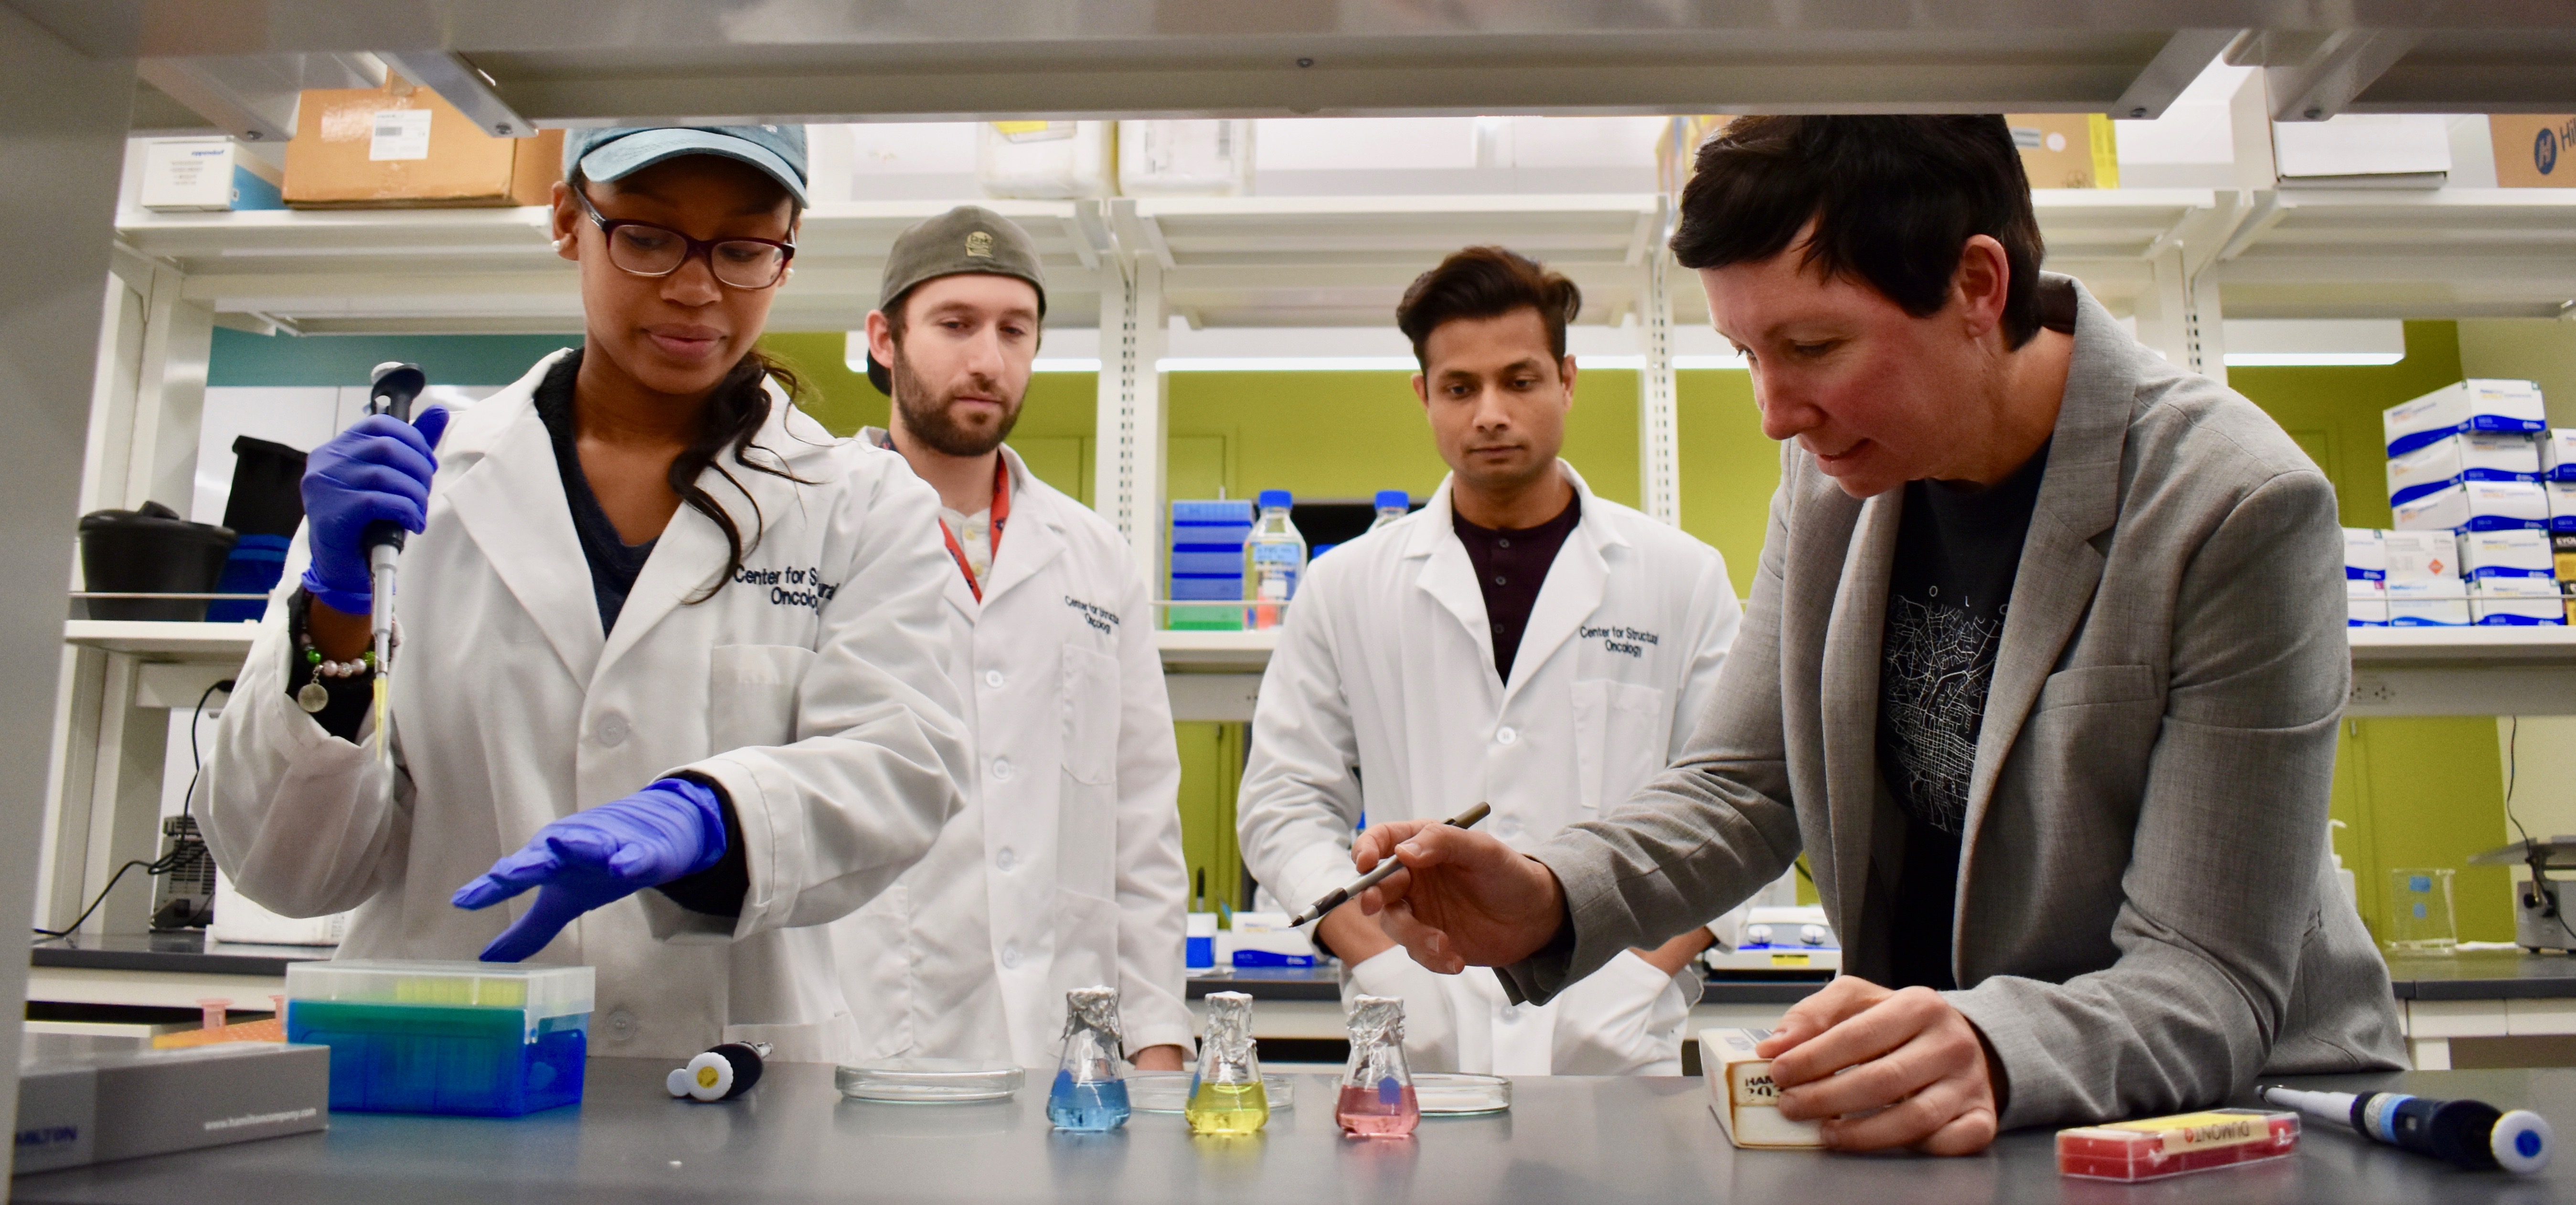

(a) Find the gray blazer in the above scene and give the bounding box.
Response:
[1506,275,2405,1129]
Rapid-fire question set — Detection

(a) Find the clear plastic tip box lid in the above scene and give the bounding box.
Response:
[284,960,595,1117]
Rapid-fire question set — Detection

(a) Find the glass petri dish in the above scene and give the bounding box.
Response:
[1127,1070,1296,1112]
[835,1059,1025,1103]
[1414,1073,1511,1115]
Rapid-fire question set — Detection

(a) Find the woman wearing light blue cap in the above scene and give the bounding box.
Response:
[202,125,972,1063]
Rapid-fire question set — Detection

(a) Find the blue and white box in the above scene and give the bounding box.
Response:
[2384,529,2469,626]
[2384,379,2548,456]
[2552,480,2576,533]
[2472,578,2565,626]
[2544,429,2576,482]
[2393,479,2551,532]
[2459,528,2555,582]
[2387,432,2543,506]
[137,138,284,212]
[2343,527,2387,626]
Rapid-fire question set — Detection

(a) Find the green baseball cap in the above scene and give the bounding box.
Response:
[564,125,808,208]
[867,205,1048,394]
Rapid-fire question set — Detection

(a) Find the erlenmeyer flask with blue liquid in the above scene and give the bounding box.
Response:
[1048,985,1132,1131]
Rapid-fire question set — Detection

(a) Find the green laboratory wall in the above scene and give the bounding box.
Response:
[213,324,2519,941]
[2229,321,2513,943]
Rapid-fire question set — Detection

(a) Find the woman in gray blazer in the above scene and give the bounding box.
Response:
[1347,115,2406,1155]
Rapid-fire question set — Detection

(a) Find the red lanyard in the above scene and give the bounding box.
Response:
[937,455,1012,602]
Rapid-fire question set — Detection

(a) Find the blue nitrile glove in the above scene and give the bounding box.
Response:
[452,777,728,962]
[298,407,450,615]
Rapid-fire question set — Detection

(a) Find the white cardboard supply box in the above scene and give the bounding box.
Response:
[1702,1027,1826,1149]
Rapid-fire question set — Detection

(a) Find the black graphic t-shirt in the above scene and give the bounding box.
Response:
[1877,439,2050,992]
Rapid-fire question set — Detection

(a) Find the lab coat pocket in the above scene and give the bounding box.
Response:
[1059,645,1118,786]
[709,643,817,753]
[1570,679,1670,811]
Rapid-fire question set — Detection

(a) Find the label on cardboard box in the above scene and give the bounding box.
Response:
[2489,115,2576,189]
[370,108,433,161]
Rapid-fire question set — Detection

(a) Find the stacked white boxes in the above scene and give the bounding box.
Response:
[2385,380,2550,533]
[2384,530,2471,626]
[2460,529,2565,624]
[2378,382,2563,625]
[2549,429,2576,534]
[2343,528,2387,625]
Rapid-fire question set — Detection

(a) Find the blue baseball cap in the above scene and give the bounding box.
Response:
[563,125,809,208]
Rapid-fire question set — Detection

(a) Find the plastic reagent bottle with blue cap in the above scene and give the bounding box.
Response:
[1369,491,1411,531]
[1243,490,1306,630]
[1048,985,1131,1131]
[2262,1084,2550,1173]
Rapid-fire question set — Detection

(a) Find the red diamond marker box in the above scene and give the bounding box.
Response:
[2058,1109,2300,1182]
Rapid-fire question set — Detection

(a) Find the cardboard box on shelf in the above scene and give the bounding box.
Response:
[2005,114,2118,189]
[2488,115,2576,188]
[284,76,562,208]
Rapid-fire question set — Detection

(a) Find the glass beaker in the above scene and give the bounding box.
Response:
[1047,985,1131,1130]
[2387,868,2459,953]
[1185,991,1268,1134]
[1336,994,1419,1137]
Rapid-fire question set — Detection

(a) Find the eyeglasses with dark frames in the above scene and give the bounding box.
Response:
[572,186,797,290]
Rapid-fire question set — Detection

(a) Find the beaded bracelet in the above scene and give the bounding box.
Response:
[304,646,375,678]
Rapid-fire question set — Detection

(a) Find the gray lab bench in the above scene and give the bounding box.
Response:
[17,1058,2576,1204]
[2384,949,2576,1069]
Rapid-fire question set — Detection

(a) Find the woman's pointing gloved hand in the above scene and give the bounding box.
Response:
[453,777,729,962]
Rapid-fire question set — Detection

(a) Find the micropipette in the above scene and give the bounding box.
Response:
[1285,802,1491,928]
[363,362,426,767]
[2261,1083,2551,1173]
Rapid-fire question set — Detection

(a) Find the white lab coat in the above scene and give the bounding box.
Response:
[200,351,971,1064]
[834,438,1192,1067]
[1236,463,1740,1075]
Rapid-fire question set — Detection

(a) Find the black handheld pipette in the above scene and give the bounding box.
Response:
[1285,802,1491,928]
[2261,1084,2551,1173]
[364,362,426,765]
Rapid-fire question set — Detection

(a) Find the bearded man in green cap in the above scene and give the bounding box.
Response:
[832,207,1192,1072]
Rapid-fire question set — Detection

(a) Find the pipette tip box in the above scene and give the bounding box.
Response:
[2057,1109,2300,1181]
[283,960,593,1116]
[1701,1027,1825,1149]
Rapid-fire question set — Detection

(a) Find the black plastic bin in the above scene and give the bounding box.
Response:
[208,437,308,622]
[78,502,237,622]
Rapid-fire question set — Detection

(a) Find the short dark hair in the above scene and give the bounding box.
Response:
[1669,116,2045,349]
[1395,246,1582,372]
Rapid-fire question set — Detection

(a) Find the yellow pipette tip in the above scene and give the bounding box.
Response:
[372,675,388,764]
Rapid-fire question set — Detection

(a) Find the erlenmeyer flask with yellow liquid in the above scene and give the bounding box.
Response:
[1185,991,1267,1134]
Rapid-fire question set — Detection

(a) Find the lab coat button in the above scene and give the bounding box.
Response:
[997,847,1017,872]
[1001,943,1022,969]
[984,669,1006,689]
[1495,726,1518,745]
[604,1008,638,1044]
[596,713,629,747]
[1494,816,1523,839]
[991,757,1014,781]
